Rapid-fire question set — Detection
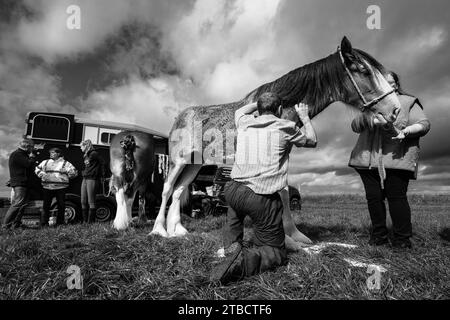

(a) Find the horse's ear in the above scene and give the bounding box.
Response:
[341,36,353,55]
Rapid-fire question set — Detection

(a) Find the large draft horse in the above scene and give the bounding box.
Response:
[153,37,400,249]
[110,131,154,230]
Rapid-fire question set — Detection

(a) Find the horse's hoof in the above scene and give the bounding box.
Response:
[150,225,169,237]
[289,231,313,244]
[169,223,188,237]
[285,235,311,252]
[113,220,129,231]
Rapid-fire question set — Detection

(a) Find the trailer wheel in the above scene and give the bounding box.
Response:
[95,200,115,222]
[64,200,80,224]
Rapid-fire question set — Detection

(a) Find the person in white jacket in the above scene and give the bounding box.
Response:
[35,147,77,227]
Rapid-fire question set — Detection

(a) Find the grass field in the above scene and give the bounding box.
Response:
[0,194,449,300]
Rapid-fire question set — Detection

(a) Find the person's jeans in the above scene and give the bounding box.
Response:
[356,169,412,243]
[2,186,28,228]
[42,188,66,225]
[223,180,288,278]
[81,179,98,210]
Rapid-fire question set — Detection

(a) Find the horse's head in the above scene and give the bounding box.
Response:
[339,36,400,123]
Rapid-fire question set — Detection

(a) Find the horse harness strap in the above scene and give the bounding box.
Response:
[338,47,393,187]
[337,47,395,112]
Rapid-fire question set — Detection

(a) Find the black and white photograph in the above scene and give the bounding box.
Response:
[0,0,449,307]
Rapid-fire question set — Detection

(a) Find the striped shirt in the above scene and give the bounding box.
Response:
[231,110,307,195]
[35,157,78,190]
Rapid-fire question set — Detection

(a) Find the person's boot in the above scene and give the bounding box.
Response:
[82,209,89,223]
[40,211,49,228]
[210,242,244,285]
[391,238,412,249]
[88,208,96,223]
[368,236,389,246]
[56,210,65,226]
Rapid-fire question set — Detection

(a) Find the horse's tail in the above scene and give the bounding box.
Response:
[179,186,190,212]
[120,134,137,197]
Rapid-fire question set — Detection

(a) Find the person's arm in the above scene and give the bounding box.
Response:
[293,103,317,148]
[15,151,35,169]
[235,102,257,127]
[392,103,430,140]
[66,162,78,179]
[35,160,46,179]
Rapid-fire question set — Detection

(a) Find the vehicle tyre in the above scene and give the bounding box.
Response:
[95,200,116,222]
[64,200,80,224]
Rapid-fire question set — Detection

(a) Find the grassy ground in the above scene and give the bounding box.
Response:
[0,194,449,300]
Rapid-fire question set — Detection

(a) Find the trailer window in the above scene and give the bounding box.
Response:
[31,115,71,142]
[84,126,99,144]
[101,132,116,144]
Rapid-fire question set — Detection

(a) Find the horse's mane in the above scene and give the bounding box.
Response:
[120,134,136,196]
[245,52,351,116]
[353,48,387,74]
[245,48,387,117]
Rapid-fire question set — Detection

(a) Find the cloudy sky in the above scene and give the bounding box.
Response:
[0,0,449,195]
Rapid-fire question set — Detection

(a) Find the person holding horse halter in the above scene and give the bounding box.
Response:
[210,92,317,284]
[349,71,430,249]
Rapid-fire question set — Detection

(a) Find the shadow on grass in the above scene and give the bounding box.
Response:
[295,223,368,242]
[439,227,450,242]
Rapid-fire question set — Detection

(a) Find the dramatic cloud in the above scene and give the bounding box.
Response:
[82,75,197,135]
[16,0,195,63]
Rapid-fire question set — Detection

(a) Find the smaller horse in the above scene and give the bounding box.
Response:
[110,131,154,230]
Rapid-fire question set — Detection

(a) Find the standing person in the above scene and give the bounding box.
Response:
[2,139,36,229]
[210,92,317,285]
[35,147,77,227]
[349,71,431,249]
[80,139,104,223]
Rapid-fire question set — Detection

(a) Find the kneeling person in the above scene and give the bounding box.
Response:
[210,92,317,284]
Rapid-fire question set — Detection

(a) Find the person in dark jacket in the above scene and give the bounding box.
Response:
[349,72,430,249]
[80,139,105,223]
[2,139,36,229]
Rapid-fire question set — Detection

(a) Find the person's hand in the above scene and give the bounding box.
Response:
[392,127,410,141]
[295,103,310,121]
[33,143,45,150]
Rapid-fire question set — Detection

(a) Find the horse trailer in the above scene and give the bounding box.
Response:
[19,112,169,226]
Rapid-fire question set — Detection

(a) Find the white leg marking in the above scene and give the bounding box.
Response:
[113,188,129,230]
[279,187,312,244]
